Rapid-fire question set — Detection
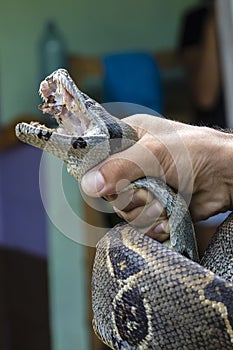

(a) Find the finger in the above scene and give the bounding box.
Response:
[108,188,154,212]
[145,220,170,242]
[115,204,170,242]
[114,199,166,228]
[81,135,166,197]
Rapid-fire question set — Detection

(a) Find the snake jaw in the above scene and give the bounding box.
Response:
[15,121,110,180]
[38,69,100,137]
[16,69,109,153]
[15,121,72,161]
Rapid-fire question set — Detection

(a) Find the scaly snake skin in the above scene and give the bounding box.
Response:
[15,69,233,349]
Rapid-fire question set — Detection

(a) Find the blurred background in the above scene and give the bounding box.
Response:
[0,0,233,349]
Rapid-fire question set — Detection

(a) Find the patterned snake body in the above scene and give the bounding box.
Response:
[15,69,233,349]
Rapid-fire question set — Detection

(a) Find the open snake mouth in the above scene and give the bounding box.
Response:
[37,69,100,137]
[16,69,103,143]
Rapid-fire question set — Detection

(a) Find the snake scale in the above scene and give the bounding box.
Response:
[15,69,233,349]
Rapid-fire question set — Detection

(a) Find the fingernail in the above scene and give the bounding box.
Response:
[81,171,105,195]
[145,201,163,218]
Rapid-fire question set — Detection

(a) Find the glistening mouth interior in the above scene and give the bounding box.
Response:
[38,75,97,137]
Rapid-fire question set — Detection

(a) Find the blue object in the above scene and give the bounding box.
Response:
[103,52,163,114]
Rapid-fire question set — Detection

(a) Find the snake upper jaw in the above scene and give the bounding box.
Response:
[38,69,106,138]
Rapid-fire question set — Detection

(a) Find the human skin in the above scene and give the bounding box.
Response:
[81,114,233,241]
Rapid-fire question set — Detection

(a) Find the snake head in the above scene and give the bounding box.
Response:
[15,69,137,179]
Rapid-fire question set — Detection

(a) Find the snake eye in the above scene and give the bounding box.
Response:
[71,137,87,149]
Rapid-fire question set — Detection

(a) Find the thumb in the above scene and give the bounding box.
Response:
[81,138,164,197]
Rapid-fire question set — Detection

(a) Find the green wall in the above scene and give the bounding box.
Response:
[0,0,198,123]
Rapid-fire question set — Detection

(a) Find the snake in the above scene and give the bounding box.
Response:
[15,69,233,349]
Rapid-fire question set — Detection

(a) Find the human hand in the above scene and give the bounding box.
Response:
[81,114,233,239]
